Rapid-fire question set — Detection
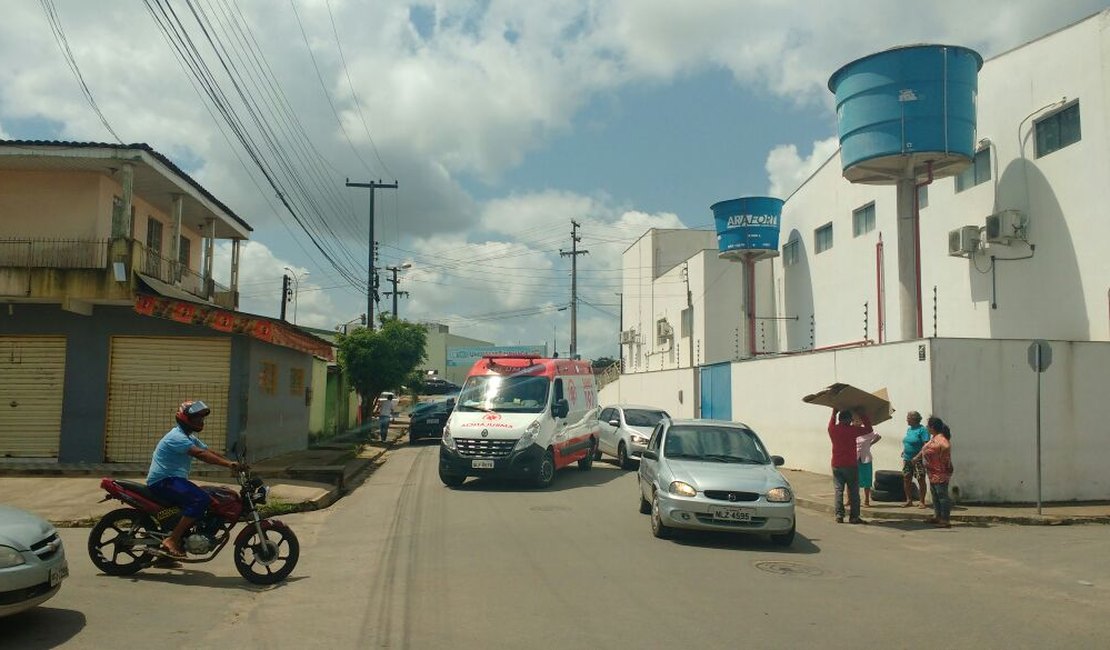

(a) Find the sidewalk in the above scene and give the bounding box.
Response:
[0,421,406,527]
[783,468,1110,526]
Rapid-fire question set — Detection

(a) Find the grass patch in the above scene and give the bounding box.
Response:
[258,498,305,517]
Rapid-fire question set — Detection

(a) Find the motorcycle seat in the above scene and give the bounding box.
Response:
[114,479,164,504]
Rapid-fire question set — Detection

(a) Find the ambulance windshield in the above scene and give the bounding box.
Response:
[458,375,550,414]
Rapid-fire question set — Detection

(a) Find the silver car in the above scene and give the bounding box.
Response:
[637,419,795,546]
[597,404,670,469]
[0,505,69,617]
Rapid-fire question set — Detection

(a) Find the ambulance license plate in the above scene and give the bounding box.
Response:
[471,460,495,469]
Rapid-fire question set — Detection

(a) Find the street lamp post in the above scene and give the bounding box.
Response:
[283,267,308,325]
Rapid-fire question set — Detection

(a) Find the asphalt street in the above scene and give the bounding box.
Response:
[3,442,1109,649]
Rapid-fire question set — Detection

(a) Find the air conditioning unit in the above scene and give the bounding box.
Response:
[656,319,673,340]
[620,329,636,345]
[985,209,1025,244]
[948,226,980,257]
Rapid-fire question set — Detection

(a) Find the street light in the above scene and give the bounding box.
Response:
[283,267,309,324]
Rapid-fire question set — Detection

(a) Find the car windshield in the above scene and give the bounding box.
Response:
[624,409,668,427]
[458,374,550,413]
[662,425,770,464]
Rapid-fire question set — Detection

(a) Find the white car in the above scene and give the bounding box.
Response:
[596,405,670,469]
[0,505,68,617]
[637,419,796,546]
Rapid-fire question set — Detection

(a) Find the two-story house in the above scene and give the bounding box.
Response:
[0,140,334,464]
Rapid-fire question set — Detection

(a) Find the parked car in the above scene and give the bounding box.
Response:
[409,398,455,443]
[0,505,69,617]
[637,419,795,546]
[422,377,461,395]
[596,404,670,469]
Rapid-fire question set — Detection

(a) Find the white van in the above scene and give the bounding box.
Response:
[439,355,600,488]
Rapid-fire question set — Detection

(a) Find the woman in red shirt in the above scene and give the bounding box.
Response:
[915,416,953,528]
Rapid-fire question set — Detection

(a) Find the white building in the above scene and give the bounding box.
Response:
[607,10,1110,503]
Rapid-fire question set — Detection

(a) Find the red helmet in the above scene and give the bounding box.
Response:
[176,400,211,432]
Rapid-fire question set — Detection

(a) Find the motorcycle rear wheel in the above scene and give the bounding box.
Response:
[87,508,159,576]
[234,524,300,585]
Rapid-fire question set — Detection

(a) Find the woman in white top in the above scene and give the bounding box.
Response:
[856,430,882,507]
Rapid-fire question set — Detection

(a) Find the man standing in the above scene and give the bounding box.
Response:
[377,392,395,442]
[828,407,872,524]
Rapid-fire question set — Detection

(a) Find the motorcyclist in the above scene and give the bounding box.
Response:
[146,400,244,557]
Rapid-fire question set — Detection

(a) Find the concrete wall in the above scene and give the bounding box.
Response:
[931,338,1110,502]
[598,367,696,420]
[243,338,312,460]
[308,357,327,436]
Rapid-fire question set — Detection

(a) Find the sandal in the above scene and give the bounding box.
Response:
[159,541,186,558]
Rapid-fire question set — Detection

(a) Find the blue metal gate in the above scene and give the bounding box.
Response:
[699,362,731,421]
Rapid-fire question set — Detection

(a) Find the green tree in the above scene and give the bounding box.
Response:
[592,356,619,370]
[337,318,427,421]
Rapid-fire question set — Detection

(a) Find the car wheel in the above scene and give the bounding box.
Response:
[770,523,796,547]
[650,492,673,539]
[617,442,632,470]
[439,467,465,488]
[534,449,556,489]
[577,439,595,471]
[593,444,603,461]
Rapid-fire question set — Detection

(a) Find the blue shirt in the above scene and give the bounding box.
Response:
[902,425,929,460]
[146,425,208,485]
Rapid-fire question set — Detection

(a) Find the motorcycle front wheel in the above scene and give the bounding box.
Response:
[234,524,300,585]
[87,508,159,576]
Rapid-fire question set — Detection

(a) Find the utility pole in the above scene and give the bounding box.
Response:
[384,265,410,319]
[559,220,588,359]
[280,274,291,321]
[346,179,398,329]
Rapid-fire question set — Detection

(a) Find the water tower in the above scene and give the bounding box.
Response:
[711,196,783,358]
[828,44,983,339]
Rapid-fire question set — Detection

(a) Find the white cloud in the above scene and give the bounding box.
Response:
[765,137,840,199]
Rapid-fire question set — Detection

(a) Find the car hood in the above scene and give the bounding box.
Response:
[626,425,654,437]
[0,505,55,550]
[449,411,539,439]
[664,460,788,492]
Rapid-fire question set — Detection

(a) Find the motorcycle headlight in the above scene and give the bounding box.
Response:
[442,421,456,450]
[513,420,540,452]
[668,481,697,497]
[255,485,270,504]
[766,487,793,503]
[0,545,25,569]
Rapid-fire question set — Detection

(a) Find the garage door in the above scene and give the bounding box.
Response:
[0,336,66,458]
[105,336,230,462]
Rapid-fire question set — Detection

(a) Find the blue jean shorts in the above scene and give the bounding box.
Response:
[149,476,211,518]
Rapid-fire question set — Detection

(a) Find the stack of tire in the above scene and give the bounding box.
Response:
[871,470,920,502]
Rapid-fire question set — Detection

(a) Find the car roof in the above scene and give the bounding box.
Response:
[604,404,669,411]
[665,418,754,430]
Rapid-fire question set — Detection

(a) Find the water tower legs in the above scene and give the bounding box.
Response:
[895,178,922,340]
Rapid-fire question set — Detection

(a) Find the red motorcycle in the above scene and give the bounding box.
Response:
[87,464,299,585]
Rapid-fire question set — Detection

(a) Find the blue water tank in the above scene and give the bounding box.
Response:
[828,44,983,184]
[711,196,783,261]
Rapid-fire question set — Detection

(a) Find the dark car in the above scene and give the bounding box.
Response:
[408,399,455,443]
[423,378,461,395]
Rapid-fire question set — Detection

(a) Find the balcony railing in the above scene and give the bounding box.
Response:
[0,238,109,269]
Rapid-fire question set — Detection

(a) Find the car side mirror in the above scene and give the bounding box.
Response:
[608,419,620,427]
[553,399,569,418]
[771,455,785,467]
[642,450,658,461]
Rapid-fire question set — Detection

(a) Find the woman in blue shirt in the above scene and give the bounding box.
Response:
[901,411,930,508]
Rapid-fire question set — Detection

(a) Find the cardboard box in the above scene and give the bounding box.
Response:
[802,383,894,425]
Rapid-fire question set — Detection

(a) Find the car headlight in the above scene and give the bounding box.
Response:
[766,487,793,503]
[0,545,26,568]
[441,421,456,450]
[513,420,541,452]
[668,481,697,497]
[629,433,648,445]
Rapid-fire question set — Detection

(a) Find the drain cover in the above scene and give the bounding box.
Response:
[753,561,824,577]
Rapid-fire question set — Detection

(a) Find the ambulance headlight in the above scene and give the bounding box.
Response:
[513,420,541,452]
[442,422,456,451]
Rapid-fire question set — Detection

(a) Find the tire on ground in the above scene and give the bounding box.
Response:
[874,470,904,492]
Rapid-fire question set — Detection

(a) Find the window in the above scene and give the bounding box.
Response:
[179,236,191,269]
[814,223,833,253]
[1035,102,1081,158]
[782,237,799,267]
[146,218,163,255]
[290,368,305,395]
[259,361,277,395]
[852,203,875,237]
[955,148,991,192]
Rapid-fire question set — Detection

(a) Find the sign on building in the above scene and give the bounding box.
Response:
[446,345,548,367]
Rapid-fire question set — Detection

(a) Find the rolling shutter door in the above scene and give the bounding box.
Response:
[0,336,66,458]
[105,336,230,462]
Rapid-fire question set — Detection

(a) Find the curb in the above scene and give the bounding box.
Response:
[794,497,1110,527]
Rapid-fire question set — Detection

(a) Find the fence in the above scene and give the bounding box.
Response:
[0,238,109,269]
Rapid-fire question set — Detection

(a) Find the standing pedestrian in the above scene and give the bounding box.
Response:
[857,428,882,508]
[827,407,873,524]
[901,411,930,508]
[915,416,954,528]
[377,392,395,442]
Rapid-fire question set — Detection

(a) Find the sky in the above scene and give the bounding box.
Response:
[2,0,1106,362]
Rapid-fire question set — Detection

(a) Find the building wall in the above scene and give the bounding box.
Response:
[421,323,495,386]
[308,357,328,436]
[243,338,312,460]
[598,367,696,419]
[0,171,106,239]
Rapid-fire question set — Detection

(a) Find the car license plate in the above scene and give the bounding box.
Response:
[423,418,439,424]
[50,563,69,587]
[710,506,754,522]
[471,459,495,469]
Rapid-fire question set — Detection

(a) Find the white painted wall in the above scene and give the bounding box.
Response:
[598,367,696,419]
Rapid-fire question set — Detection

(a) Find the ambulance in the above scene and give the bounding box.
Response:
[439,354,601,488]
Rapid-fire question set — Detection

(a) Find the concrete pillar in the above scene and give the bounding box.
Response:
[170,194,183,282]
[230,239,240,309]
[895,178,919,340]
[112,163,134,238]
[204,218,215,299]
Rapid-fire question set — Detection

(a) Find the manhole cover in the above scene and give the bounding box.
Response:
[753,561,824,577]
[529,505,570,512]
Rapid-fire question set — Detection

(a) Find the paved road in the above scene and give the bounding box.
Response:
[4,442,1109,649]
